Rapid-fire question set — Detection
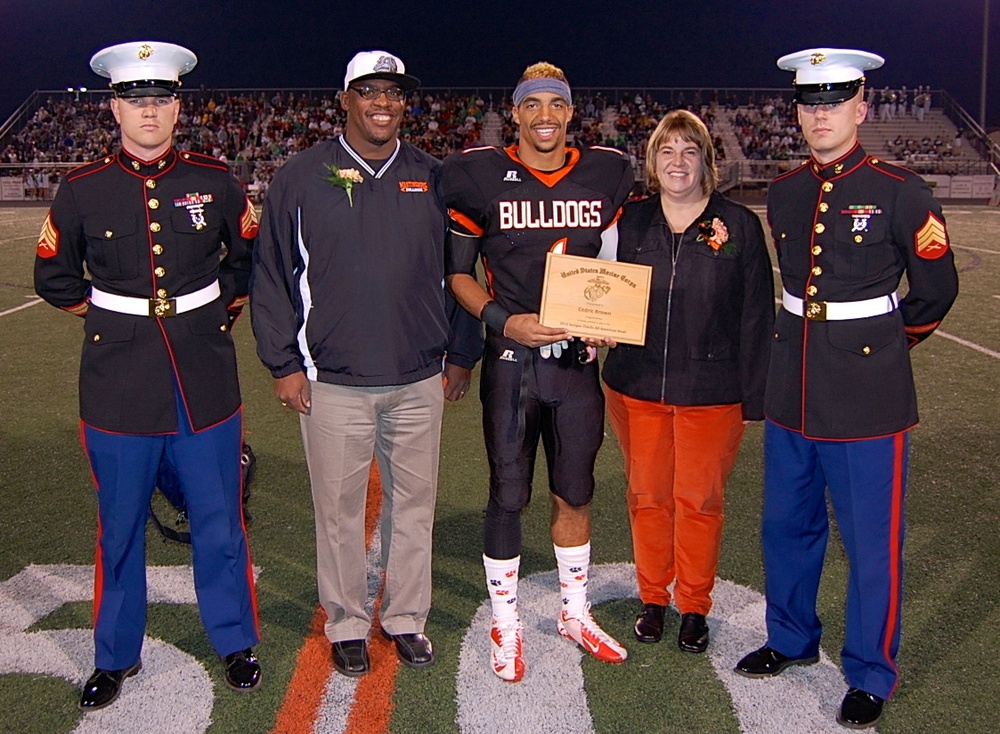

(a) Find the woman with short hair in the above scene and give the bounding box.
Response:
[603,109,774,652]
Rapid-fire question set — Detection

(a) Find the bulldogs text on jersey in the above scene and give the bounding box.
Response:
[498,199,603,230]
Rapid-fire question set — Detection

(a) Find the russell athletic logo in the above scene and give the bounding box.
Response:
[498,200,603,230]
[499,349,517,362]
[503,170,521,182]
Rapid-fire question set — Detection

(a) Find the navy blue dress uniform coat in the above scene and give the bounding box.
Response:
[34,147,259,433]
[765,143,958,439]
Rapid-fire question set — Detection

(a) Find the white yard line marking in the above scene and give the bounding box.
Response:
[934,330,1000,359]
[0,298,43,318]
[951,244,1000,255]
[0,564,217,734]
[768,276,998,360]
[457,566,861,734]
[312,515,383,734]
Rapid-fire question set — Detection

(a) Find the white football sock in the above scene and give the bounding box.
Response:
[555,542,590,618]
[483,554,520,624]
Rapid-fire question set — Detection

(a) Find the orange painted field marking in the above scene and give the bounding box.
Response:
[343,594,397,734]
[270,459,397,734]
[270,607,333,734]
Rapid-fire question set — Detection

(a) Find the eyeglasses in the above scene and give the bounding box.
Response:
[349,84,406,102]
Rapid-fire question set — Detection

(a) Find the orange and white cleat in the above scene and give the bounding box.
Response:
[490,618,525,682]
[557,604,627,664]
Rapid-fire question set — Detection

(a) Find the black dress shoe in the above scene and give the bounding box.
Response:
[633,603,666,643]
[678,612,710,653]
[78,660,141,710]
[332,639,369,677]
[836,688,884,729]
[222,648,262,691]
[733,645,819,678]
[381,629,435,669]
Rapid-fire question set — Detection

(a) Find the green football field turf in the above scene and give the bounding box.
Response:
[0,204,997,733]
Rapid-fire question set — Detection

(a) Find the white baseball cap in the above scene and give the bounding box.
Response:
[777,48,884,104]
[343,50,420,92]
[90,41,197,97]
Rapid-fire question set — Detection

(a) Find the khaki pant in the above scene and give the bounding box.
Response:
[605,386,744,614]
[301,375,443,642]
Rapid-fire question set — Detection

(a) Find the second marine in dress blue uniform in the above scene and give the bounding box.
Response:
[34,40,262,711]
[735,48,959,730]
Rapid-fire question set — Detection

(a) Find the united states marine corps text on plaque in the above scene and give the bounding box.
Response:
[538,252,652,345]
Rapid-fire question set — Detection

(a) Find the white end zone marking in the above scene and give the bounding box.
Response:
[0,564,261,734]
[456,564,874,734]
[0,631,213,734]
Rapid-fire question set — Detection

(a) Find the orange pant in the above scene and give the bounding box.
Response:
[604,386,745,615]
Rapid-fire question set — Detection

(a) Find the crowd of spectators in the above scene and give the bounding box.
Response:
[4,89,733,199]
[885,131,968,173]
[2,86,971,201]
[731,97,809,161]
[2,90,492,197]
[2,98,117,165]
[730,88,944,164]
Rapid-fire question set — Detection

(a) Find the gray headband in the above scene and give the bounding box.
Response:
[512,78,572,107]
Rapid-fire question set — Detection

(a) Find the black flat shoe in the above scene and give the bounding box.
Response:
[836,688,884,729]
[381,629,435,669]
[734,645,819,678]
[222,648,262,691]
[677,612,709,653]
[332,639,369,677]
[633,603,666,643]
[79,660,141,710]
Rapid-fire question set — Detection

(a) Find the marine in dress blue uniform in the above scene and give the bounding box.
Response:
[33,41,262,710]
[733,49,958,730]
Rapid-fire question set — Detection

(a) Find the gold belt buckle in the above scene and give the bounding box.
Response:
[804,300,827,321]
[150,297,177,317]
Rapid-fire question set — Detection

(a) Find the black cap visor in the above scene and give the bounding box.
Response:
[351,72,420,92]
[113,80,180,98]
[794,78,864,105]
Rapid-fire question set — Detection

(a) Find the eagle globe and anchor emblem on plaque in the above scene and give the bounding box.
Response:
[538,252,653,346]
[584,275,612,303]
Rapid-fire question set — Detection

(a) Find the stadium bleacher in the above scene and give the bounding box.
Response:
[0,86,996,202]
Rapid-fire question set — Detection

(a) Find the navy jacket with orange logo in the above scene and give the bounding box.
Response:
[251,136,481,388]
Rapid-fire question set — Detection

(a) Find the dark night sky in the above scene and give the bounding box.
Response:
[4,0,999,124]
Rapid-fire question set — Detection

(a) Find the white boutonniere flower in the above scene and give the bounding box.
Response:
[325,165,364,207]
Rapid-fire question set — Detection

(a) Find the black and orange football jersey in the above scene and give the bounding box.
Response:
[443,144,634,316]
